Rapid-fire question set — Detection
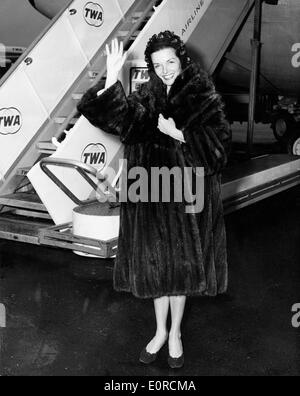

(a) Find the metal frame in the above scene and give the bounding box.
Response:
[39,222,118,258]
[223,170,300,214]
[40,158,99,205]
[39,157,118,204]
[247,0,263,155]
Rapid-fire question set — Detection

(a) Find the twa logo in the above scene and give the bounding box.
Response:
[130,67,150,93]
[0,107,22,135]
[84,2,104,27]
[82,143,107,171]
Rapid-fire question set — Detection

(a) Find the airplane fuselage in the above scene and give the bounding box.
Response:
[28,0,300,97]
[218,0,300,96]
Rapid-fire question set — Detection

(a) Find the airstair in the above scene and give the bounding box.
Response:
[0,0,299,256]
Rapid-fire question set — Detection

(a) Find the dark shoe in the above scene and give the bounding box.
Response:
[168,354,185,369]
[139,334,168,365]
[139,348,158,365]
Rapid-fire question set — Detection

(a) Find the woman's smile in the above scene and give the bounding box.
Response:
[163,73,175,81]
[151,47,182,87]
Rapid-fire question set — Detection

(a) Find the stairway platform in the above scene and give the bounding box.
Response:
[0,193,47,212]
[0,216,51,245]
[222,154,300,213]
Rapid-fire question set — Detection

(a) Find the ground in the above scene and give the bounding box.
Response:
[0,123,299,376]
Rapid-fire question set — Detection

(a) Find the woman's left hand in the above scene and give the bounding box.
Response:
[158,114,185,143]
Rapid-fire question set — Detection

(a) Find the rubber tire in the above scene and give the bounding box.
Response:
[286,129,300,156]
[272,113,296,142]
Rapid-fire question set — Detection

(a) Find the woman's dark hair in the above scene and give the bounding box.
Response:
[145,31,192,72]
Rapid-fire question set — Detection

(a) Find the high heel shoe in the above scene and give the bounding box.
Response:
[139,348,159,365]
[168,337,184,369]
[168,353,185,369]
[139,335,168,365]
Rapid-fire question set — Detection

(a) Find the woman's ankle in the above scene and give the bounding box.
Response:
[156,330,168,339]
[168,331,182,340]
[145,331,168,354]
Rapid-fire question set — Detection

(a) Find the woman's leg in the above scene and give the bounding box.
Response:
[146,296,170,354]
[169,296,186,358]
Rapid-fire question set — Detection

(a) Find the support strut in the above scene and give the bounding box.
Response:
[247,0,263,156]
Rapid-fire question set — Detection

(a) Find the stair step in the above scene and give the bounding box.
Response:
[38,149,56,155]
[132,10,154,20]
[54,117,78,125]
[0,193,47,212]
[72,93,83,101]
[88,71,100,80]
[131,30,141,39]
[117,30,129,37]
[12,208,52,220]
[132,11,143,18]
[36,141,57,152]
[16,167,31,177]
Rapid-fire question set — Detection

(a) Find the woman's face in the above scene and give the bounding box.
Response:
[151,47,182,87]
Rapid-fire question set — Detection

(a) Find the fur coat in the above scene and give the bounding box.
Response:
[77,63,231,299]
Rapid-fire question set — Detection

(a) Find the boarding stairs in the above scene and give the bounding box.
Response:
[0,0,299,255]
[0,0,163,242]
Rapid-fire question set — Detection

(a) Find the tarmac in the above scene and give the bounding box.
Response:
[0,124,299,376]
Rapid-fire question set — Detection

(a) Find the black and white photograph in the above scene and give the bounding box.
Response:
[0,0,299,379]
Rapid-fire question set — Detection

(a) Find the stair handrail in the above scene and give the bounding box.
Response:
[39,157,117,206]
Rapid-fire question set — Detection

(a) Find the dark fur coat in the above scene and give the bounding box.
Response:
[77,63,231,299]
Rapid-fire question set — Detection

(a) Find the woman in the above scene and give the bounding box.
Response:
[77,31,231,369]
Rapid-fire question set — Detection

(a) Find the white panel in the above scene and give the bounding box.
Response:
[28,116,123,225]
[23,12,88,114]
[67,0,134,61]
[0,67,48,178]
[73,212,120,242]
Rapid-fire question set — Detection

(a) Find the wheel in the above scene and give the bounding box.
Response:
[272,113,295,141]
[286,130,300,156]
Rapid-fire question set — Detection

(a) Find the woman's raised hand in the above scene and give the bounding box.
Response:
[105,39,127,89]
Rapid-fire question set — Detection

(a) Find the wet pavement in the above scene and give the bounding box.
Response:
[0,123,299,376]
[0,182,299,376]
